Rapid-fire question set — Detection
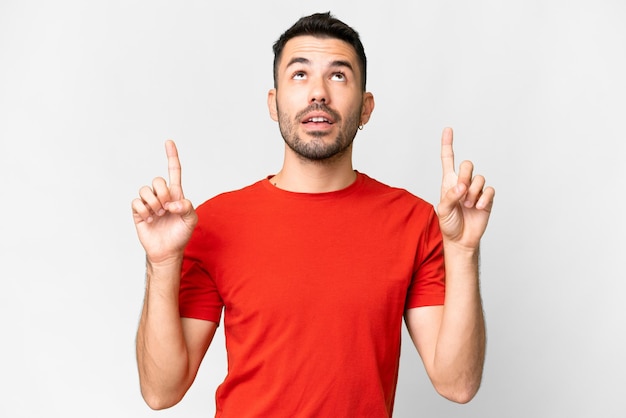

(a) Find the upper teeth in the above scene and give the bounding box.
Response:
[309,117,328,122]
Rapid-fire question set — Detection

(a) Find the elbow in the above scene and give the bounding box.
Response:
[142,394,181,411]
[439,386,479,404]
[136,359,192,410]
[433,375,482,404]
[141,386,184,411]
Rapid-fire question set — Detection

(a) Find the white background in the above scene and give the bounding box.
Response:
[1,1,625,417]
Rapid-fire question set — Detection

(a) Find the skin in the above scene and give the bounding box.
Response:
[406,127,494,403]
[133,141,215,409]
[267,36,374,193]
[133,35,494,409]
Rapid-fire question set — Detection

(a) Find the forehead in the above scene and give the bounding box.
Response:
[279,35,359,68]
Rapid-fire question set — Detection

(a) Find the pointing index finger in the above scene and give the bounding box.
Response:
[441,127,456,176]
[165,140,184,200]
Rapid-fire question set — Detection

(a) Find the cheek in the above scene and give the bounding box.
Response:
[343,97,365,119]
[278,85,307,102]
[276,94,299,116]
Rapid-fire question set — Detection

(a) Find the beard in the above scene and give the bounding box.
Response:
[277,102,361,162]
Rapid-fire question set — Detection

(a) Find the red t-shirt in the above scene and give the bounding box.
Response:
[179,172,445,417]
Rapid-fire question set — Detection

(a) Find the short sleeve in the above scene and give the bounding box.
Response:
[178,221,224,324]
[405,208,446,309]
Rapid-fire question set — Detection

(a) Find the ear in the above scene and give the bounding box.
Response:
[267,89,278,122]
[359,92,375,126]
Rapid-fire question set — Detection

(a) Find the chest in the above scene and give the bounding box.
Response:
[207,202,420,326]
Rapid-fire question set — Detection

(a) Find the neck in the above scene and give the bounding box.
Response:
[271,145,357,193]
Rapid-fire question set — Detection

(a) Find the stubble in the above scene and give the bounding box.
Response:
[277,102,361,163]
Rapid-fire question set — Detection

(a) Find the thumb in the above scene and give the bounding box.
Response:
[438,183,467,217]
[166,199,198,224]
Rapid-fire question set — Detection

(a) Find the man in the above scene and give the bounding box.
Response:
[132,12,494,417]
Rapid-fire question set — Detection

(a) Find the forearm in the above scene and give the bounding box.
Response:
[425,126,493,402]
[136,258,191,409]
[432,243,486,402]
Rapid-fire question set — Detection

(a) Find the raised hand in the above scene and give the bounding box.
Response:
[437,128,495,251]
[132,140,198,265]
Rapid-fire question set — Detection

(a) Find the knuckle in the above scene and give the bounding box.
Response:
[131,200,148,215]
[473,175,485,184]
[131,198,141,210]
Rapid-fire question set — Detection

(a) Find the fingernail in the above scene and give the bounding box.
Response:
[157,209,166,216]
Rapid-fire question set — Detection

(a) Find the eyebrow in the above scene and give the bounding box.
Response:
[286,57,354,72]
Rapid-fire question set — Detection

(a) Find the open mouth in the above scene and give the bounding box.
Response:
[303,116,333,124]
[297,105,339,129]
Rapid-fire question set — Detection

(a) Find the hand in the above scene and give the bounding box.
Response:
[437,128,495,251]
[132,140,198,265]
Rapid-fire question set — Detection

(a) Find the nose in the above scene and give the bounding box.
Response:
[309,77,329,104]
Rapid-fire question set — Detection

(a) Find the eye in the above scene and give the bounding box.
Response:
[292,71,307,80]
[331,72,346,82]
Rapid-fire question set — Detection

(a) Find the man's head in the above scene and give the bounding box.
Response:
[272,12,367,92]
[268,13,374,163]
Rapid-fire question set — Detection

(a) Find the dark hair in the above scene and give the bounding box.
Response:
[272,12,367,91]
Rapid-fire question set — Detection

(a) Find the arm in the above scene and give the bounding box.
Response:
[406,127,494,403]
[132,141,217,409]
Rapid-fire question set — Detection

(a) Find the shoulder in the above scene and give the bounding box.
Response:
[190,179,274,234]
[195,179,268,214]
[357,172,433,210]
